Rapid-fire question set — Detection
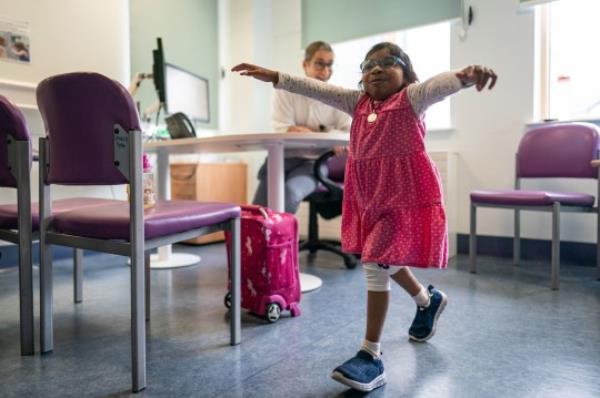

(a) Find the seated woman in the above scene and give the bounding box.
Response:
[253,41,351,213]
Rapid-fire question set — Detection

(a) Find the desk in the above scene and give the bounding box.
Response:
[144,132,349,292]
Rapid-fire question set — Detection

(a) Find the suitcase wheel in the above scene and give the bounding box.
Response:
[266,303,281,323]
[224,292,232,309]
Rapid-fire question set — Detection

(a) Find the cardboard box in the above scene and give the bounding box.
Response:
[170,162,247,244]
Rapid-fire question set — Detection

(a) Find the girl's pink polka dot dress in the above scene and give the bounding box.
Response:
[276,71,464,269]
[342,90,446,268]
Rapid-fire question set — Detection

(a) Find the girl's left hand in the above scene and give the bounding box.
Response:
[456,65,497,91]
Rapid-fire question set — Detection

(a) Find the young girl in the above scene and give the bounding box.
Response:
[232,42,497,392]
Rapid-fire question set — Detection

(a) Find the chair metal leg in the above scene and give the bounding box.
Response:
[17,235,34,355]
[39,138,53,353]
[130,248,146,392]
[127,130,146,392]
[307,202,318,254]
[16,140,34,355]
[229,217,241,346]
[513,209,520,265]
[40,235,54,353]
[74,249,83,303]
[17,194,34,355]
[145,251,150,322]
[299,202,319,255]
[469,203,477,273]
[551,202,561,290]
[40,245,53,353]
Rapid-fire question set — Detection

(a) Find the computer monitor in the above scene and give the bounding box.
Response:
[164,63,210,123]
[152,38,166,104]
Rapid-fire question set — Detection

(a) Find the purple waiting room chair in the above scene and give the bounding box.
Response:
[36,72,241,392]
[0,95,116,355]
[0,94,35,355]
[470,122,600,290]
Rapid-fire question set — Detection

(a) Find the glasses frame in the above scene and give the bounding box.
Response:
[311,60,334,70]
[360,56,406,73]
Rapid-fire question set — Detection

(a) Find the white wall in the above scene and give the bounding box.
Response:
[445,0,537,237]
[222,0,273,133]
[444,0,597,244]
[0,0,130,204]
[225,0,598,245]
[221,0,277,202]
[0,0,130,111]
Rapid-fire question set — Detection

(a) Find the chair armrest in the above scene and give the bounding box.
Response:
[313,150,342,194]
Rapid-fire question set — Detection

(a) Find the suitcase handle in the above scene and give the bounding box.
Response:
[258,207,269,219]
[242,204,270,220]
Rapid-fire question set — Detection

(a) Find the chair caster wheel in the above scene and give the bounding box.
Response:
[224,292,231,309]
[344,255,358,269]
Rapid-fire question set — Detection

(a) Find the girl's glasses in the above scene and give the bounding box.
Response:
[360,56,406,73]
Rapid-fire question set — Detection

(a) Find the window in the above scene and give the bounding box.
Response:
[329,21,451,130]
[537,0,600,121]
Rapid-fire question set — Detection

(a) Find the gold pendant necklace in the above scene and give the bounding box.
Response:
[367,99,378,123]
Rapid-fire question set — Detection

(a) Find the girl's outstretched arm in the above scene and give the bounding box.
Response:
[408,65,497,117]
[231,63,279,83]
[456,65,498,91]
[232,63,362,116]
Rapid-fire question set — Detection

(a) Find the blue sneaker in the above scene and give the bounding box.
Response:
[331,350,386,392]
[408,285,448,342]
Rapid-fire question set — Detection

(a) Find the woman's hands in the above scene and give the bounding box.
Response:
[333,146,349,157]
[287,125,313,133]
[456,65,497,91]
[231,63,279,84]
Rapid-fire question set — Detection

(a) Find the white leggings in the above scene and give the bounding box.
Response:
[363,263,405,292]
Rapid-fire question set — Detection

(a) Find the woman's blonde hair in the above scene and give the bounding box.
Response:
[304,41,333,62]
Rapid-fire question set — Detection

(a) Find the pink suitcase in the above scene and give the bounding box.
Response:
[225,205,301,322]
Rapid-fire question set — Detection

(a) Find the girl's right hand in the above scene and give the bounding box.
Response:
[231,63,279,84]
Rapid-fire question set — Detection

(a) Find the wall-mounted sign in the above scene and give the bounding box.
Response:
[0,16,30,63]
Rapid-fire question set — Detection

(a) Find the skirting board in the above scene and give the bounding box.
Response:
[457,234,597,266]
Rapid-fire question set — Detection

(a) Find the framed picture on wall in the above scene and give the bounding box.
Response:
[0,16,30,63]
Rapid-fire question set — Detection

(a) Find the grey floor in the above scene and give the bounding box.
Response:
[0,244,599,398]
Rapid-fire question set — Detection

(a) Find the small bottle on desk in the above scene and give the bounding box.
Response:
[142,153,156,208]
[128,154,156,208]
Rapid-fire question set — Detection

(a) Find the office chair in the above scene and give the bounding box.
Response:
[300,150,358,269]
